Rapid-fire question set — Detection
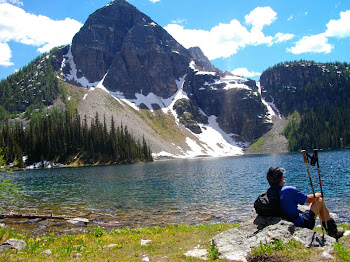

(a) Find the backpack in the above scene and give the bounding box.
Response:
[254,186,283,217]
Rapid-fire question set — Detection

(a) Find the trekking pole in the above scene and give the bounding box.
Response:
[313,149,328,232]
[301,150,321,220]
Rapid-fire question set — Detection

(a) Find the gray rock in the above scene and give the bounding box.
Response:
[2,239,27,251]
[184,248,208,260]
[72,253,82,258]
[0,244,12,253]
[42,249,52,255]
[212,216,336,262]
[104,244,118,248]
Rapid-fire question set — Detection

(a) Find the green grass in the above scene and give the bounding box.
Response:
[249,239,309,259]
[334,242,350,261]
[248,232,350,262]
[0,223,237,262]
[247,135,274,153]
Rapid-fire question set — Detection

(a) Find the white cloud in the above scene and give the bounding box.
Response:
[245,7,277,30]
[0,42,14,66]
[325,10,350,38]
[274,33,294,43]
[165,6,293,60]
[232,68,261,78]
[287,33,333,54]
[149,0,160,2]
[0,3,82,66]
[171,18,187,24]
[288,10,350,54]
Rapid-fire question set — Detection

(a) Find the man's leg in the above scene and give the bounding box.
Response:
[309,197,344,240]
[309,197,330,222]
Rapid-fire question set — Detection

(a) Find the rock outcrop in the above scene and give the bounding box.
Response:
[0,239,26,253]
[212,216,336,262]
[188,47,217,72]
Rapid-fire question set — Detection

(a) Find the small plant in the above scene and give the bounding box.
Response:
[26,237,41,254]
[88,226,105,238]
[251,240,285,256]
[334,242,350,261]
[0,227,6,240]
[340,223,350,231]
[207,242,219,260]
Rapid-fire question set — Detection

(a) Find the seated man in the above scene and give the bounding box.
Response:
[266,166,344,239]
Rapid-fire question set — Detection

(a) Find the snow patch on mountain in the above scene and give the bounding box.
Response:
[185,115,244,157]
[257,81,281,122]
[190,61,252,91]
[62,57,246,158]
[61,46,100,88]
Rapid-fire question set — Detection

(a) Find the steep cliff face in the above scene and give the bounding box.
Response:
[259,61,350,116]
[183,70,268,142]
[69,0,192,99]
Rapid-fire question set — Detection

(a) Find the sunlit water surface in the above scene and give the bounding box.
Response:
[4,150,350,229]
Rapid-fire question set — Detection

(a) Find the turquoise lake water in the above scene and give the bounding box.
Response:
[5,150,350,227]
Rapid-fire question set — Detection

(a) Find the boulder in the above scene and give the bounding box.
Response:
[212,216,336,262]
[184,248,208,260]
[0,239,27,253]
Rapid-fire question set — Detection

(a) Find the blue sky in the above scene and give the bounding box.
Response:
[1,0,350,81]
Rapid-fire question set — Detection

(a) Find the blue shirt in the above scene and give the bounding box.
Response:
[279,186,308,226]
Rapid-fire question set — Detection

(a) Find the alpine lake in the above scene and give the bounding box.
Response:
[2,150,350,236]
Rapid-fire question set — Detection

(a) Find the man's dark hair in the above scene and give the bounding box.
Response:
[266,166,285,186]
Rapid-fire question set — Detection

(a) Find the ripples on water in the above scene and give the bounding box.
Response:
[4,150,350,228]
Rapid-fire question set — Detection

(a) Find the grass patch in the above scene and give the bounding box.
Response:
[139,108,185,142]
[334,242,350,261]
[248,234,350,262]
[247,135,273,153]
[248,239,315,262]
[0,223,237,262]
[340,223,350,231]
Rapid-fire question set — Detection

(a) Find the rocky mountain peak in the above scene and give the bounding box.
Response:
[188,47,217,72]
[66,0,192,99]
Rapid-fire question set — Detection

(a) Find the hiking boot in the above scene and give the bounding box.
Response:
[322,218,344,240]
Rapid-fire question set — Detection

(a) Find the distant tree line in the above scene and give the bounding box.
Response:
[283,107,350,151]
[0,110,153,167]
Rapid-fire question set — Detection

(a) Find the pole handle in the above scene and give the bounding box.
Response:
[301,150,308,164]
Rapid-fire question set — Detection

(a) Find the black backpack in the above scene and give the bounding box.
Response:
[254,186,283,217]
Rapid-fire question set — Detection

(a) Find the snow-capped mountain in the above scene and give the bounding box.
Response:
[50,0,274,158]
[54,0,272,158]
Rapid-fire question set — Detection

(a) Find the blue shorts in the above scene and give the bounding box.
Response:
[299,210,316,229]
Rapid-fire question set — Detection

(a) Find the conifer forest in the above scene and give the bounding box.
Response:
[0,110,153,167]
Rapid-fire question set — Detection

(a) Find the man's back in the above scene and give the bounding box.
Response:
[279,186,307,226]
